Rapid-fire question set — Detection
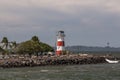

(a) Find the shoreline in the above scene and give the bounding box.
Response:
[0,54,118,68]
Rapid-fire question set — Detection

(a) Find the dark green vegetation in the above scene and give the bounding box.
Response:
[1,37,9,49]
[0,36,54,56]
[0,47,4,52]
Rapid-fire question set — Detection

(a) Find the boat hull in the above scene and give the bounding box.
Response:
[105,59,119,63]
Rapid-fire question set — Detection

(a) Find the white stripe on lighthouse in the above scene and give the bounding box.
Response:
[57,46,65,51]
[57,38,64,41]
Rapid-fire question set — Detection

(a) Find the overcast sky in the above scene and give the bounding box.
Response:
[0,0,120,47]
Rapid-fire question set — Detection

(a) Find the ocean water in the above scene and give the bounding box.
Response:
[0,63,120,80]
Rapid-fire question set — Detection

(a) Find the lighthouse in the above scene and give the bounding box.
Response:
[56,31,65,56]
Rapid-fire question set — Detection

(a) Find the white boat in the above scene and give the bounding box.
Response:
[105,58,119,63]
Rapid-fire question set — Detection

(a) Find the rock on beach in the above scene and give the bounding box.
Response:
[0,54,108,68]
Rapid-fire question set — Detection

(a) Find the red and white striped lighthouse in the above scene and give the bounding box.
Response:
[56,31,65,56]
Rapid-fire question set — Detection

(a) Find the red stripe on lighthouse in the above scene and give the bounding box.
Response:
[56,51,62,56]
[57,41,64,46]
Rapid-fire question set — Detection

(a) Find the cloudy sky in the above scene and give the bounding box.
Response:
[0,0,120,47]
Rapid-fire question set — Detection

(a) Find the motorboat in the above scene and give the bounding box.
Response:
[105,58,119,63]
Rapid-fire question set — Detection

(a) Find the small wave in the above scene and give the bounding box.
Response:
[41,70,49,72]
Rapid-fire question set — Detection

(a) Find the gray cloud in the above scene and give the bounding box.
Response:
[0,0,120,47]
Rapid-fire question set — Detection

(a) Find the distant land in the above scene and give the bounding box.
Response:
[65,46,120,56]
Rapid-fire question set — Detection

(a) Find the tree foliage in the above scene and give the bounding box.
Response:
[15,40,41,56]
[15,36,54,56]
[0,47,4,52]
[1,37,8,43]
[40,42,54,52]
[1,37,9,49]
[31,36,40,42]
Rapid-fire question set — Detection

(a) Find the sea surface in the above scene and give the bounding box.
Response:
[0,63,120,80]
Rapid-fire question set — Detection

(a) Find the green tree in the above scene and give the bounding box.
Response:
[40,42,54,52]
[31,36,40,42]
[15,40,41,57]
[15,36,54,56]
[0,47,4,53]
[10,41,17,49]
[9,41,17,54]
[1,37,9,49]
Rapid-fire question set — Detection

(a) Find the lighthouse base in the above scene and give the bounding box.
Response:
[56,51,62,56]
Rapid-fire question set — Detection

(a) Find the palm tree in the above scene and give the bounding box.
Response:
[1,37,9,49]
[10,41,17,49]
